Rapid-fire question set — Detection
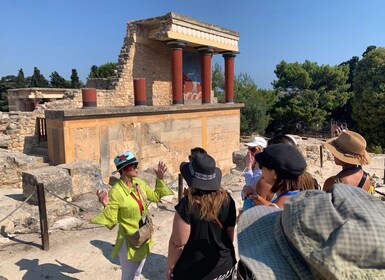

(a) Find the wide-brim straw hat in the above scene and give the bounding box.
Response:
[324,131,370,165]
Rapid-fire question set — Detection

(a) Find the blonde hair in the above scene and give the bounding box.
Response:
[186,187,229,221]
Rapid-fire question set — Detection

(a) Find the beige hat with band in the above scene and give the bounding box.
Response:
[323,131,370,165]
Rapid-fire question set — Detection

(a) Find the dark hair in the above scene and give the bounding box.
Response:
[267,135,296,147]
[271,174,300,193]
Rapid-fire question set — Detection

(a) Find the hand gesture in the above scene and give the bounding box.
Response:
[96,189,109,207]
[154,161,167,180]
[245,150,254,170]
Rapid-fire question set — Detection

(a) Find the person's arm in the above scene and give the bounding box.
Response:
[167,212,190,280]
[323,177,335,191]
[226,227,235,242]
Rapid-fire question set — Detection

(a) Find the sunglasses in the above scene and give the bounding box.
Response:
[248,147,257,152]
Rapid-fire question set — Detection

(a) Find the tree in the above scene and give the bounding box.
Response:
[15,68,26,88]
[269,60,350,134]
[50,71,70,88]
[88,62,117,78]
[0,75,16,111]
[70,69,83,88]
[212,63,225,98]
[30,67,49,87]
[234,73,276,135]
[352,47,385,152]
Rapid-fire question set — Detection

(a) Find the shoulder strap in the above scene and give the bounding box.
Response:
[357,172,368,189]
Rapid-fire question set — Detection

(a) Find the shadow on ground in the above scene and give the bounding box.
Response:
[142,252,167,280]
[15,258,83,279]
[90,239,120,265]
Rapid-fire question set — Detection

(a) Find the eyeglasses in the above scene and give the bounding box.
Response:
[248,147,257,153]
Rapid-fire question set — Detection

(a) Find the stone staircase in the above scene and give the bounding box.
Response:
[28,142,50,168]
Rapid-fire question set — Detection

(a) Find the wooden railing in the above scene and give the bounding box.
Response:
[37,117,47,142]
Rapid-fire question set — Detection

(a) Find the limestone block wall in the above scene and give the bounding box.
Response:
[45,105,242,180]
[0,111,43,153]
[112,22,172,106]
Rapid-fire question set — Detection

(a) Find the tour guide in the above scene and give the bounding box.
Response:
[91,150,174,280]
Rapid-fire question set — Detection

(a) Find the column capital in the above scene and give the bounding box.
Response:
[222,52,238,59]
[167,40,186,49]
[197,46,214,54]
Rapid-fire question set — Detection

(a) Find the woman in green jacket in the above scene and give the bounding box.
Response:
[91,150,174,280]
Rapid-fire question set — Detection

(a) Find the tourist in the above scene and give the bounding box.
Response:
[91,150,174,280]
[241,137,267,210]
[251,144,307,208]
[323,130,373,193]
[237,184,385,279]
[167,153,237,280]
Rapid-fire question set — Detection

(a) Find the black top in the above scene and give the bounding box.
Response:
[172,193,237,280]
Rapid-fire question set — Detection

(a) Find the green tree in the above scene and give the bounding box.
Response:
[212,63,225,98]
[270,60,350,133]
[30,67,49,87]
[0,75,16,111]
[15,68,26,88]
[88,62,117,78]
[352,47,385,152]
[70,69,83,88]
[50,71,71,88]
[234,73,276,135]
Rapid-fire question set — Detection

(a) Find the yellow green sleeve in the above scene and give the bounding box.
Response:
[90,189,120,229]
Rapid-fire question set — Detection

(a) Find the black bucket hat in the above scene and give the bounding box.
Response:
[255,144,306,179]
[180,153,222,191]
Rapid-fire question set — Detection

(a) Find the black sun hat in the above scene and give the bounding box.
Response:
[180,153,222,191]
[255,144,306,179]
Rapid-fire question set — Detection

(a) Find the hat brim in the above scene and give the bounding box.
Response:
[180,161,222,191]
[111,159,138,175]
[324,139,371,165]
[245,142,258,147]
[238,206,310,279]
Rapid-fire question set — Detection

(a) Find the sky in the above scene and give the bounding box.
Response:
[1,0,385,89]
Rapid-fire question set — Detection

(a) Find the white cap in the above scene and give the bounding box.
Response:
[245,137,267,148]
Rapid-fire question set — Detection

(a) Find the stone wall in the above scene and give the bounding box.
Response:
[45,104,242,180]
[111,22,172,106]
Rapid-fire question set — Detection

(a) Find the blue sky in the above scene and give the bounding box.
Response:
[1,0,384,89]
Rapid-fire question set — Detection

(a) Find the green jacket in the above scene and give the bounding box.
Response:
[91,177,174,261]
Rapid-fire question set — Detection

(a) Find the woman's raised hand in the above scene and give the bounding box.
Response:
[154,161,168,180]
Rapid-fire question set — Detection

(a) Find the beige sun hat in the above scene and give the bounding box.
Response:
[323,131,370,165]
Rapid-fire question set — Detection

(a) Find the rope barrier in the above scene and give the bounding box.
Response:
[43,188,90,213]
[0,189,36,224]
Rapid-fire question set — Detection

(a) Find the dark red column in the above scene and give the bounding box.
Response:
[133,78,147,105]
[199,48,213,104]
[167,41,185,105]
[223,53,237,103]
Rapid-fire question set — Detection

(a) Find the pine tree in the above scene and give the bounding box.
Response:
[70,69,82,88]
[30,67,49,87]
[15,68,26,88]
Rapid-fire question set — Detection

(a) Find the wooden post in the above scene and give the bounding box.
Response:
[320,145,323,168]
[178,173,183,202]
[37,183,49,251]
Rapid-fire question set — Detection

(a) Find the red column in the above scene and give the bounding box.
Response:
[223,53,237,103]
[133,78,147,105]
[167,41,185,104]
[199,48,213,104]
